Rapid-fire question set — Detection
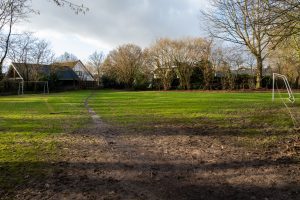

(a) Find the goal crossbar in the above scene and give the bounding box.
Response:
[18,81,49,95]
[272,73,295,103]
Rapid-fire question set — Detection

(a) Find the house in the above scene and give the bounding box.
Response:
[6,60,95,90]
[52,60,94,82]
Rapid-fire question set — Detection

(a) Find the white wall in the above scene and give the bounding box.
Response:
[74,62,94,81]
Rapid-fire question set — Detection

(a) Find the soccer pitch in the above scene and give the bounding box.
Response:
[89,90,298,133]
[0,90,299,198]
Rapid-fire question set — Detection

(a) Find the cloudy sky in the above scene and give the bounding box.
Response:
[16,0,209,60]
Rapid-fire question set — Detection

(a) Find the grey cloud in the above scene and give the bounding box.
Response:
[26,0,207,49]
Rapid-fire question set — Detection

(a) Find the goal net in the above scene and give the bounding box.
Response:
[18,81,49,95]
[272,73,298,127]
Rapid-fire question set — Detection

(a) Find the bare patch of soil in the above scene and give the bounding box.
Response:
[5,96,300,200]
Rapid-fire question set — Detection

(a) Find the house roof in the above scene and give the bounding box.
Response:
[52,66,79,81]
[11,63,51,80]
[9,63,79,81]
[52,61,78,68]
[53,60,95,80]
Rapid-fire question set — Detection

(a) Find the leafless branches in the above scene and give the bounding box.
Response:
[148,38,175,90]
[9,32,54,64]
[55,52,78,62]
[87,51,104,86]
[51,0,89,14]
[264,0,300,40]
[102,44,144,88]
[0,0,31,77]
[8,32,54,81]
[201,0,273,88]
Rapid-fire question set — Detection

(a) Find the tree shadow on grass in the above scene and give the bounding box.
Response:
[121,119,294,138]
[1,157,299,200]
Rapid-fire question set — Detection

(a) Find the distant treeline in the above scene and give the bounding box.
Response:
[88,37,296,91]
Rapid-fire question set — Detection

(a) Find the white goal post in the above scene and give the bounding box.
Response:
[272,73,295,103]
[18,81,49,95]
[18,81,24,95]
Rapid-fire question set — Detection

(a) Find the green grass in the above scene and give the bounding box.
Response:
[89,90,299,136]
[0,91,90,194]
[0,90,299,195]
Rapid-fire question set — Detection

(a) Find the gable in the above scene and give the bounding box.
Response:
[73,61,94,81]
[7,63,51,81]
[6,65,23,80]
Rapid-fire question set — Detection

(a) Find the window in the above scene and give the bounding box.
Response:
[75,71,82,76]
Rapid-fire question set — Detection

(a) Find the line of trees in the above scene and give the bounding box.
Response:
[86,38,266,90]
[200,0,300,89]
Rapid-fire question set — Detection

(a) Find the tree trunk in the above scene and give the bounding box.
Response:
[163,79,168,91]
[295,76,299,89]
[0,5,14,81]
[186,79,191,90]
[255,57,263,89]
[163,84,168,91]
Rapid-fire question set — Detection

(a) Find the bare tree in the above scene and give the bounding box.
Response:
[102,44,143,88]
[9,32,54,64]
[201,0,274,89]
[139,48,155,88]
[9,32,54,81]
[210,44,250,89]
[148,38,175,90]
[9,32,36,64]
[264,0,300,41]
[220,64,235,90]
[33,39,55,64]
[244,53,256,89]
[0,0,88,79]
[0,0,30,78]
[210,44,226,72]
[215,47,236,90]
[269,35,300,88]
[51,0,89,14]
[55,52,78,62]
[172,38,213,90]
[87,51,104,86]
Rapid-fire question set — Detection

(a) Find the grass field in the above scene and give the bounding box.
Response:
[0,90,299,196]
[89,90,297,133]
[0,91,90,193]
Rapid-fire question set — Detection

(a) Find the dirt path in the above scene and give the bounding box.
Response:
[11,94,300,200]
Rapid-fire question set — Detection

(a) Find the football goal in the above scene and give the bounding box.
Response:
[18,81,49,95]
[272,73,298,127]
[272,73,295,103]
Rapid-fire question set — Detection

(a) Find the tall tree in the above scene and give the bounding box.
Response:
[201,0,273,89]
[0,0,87,79]
[0,0,30,79]
[264,0,300,41]
[270,35,300,87]
[8,32,54,81]
[172,38,212,90]
[148,38,175,90]
[102,44,143,88]
[9,32,54,64]
[33,39,55,64]
[55,52,78,62]
[87,51,104,86]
